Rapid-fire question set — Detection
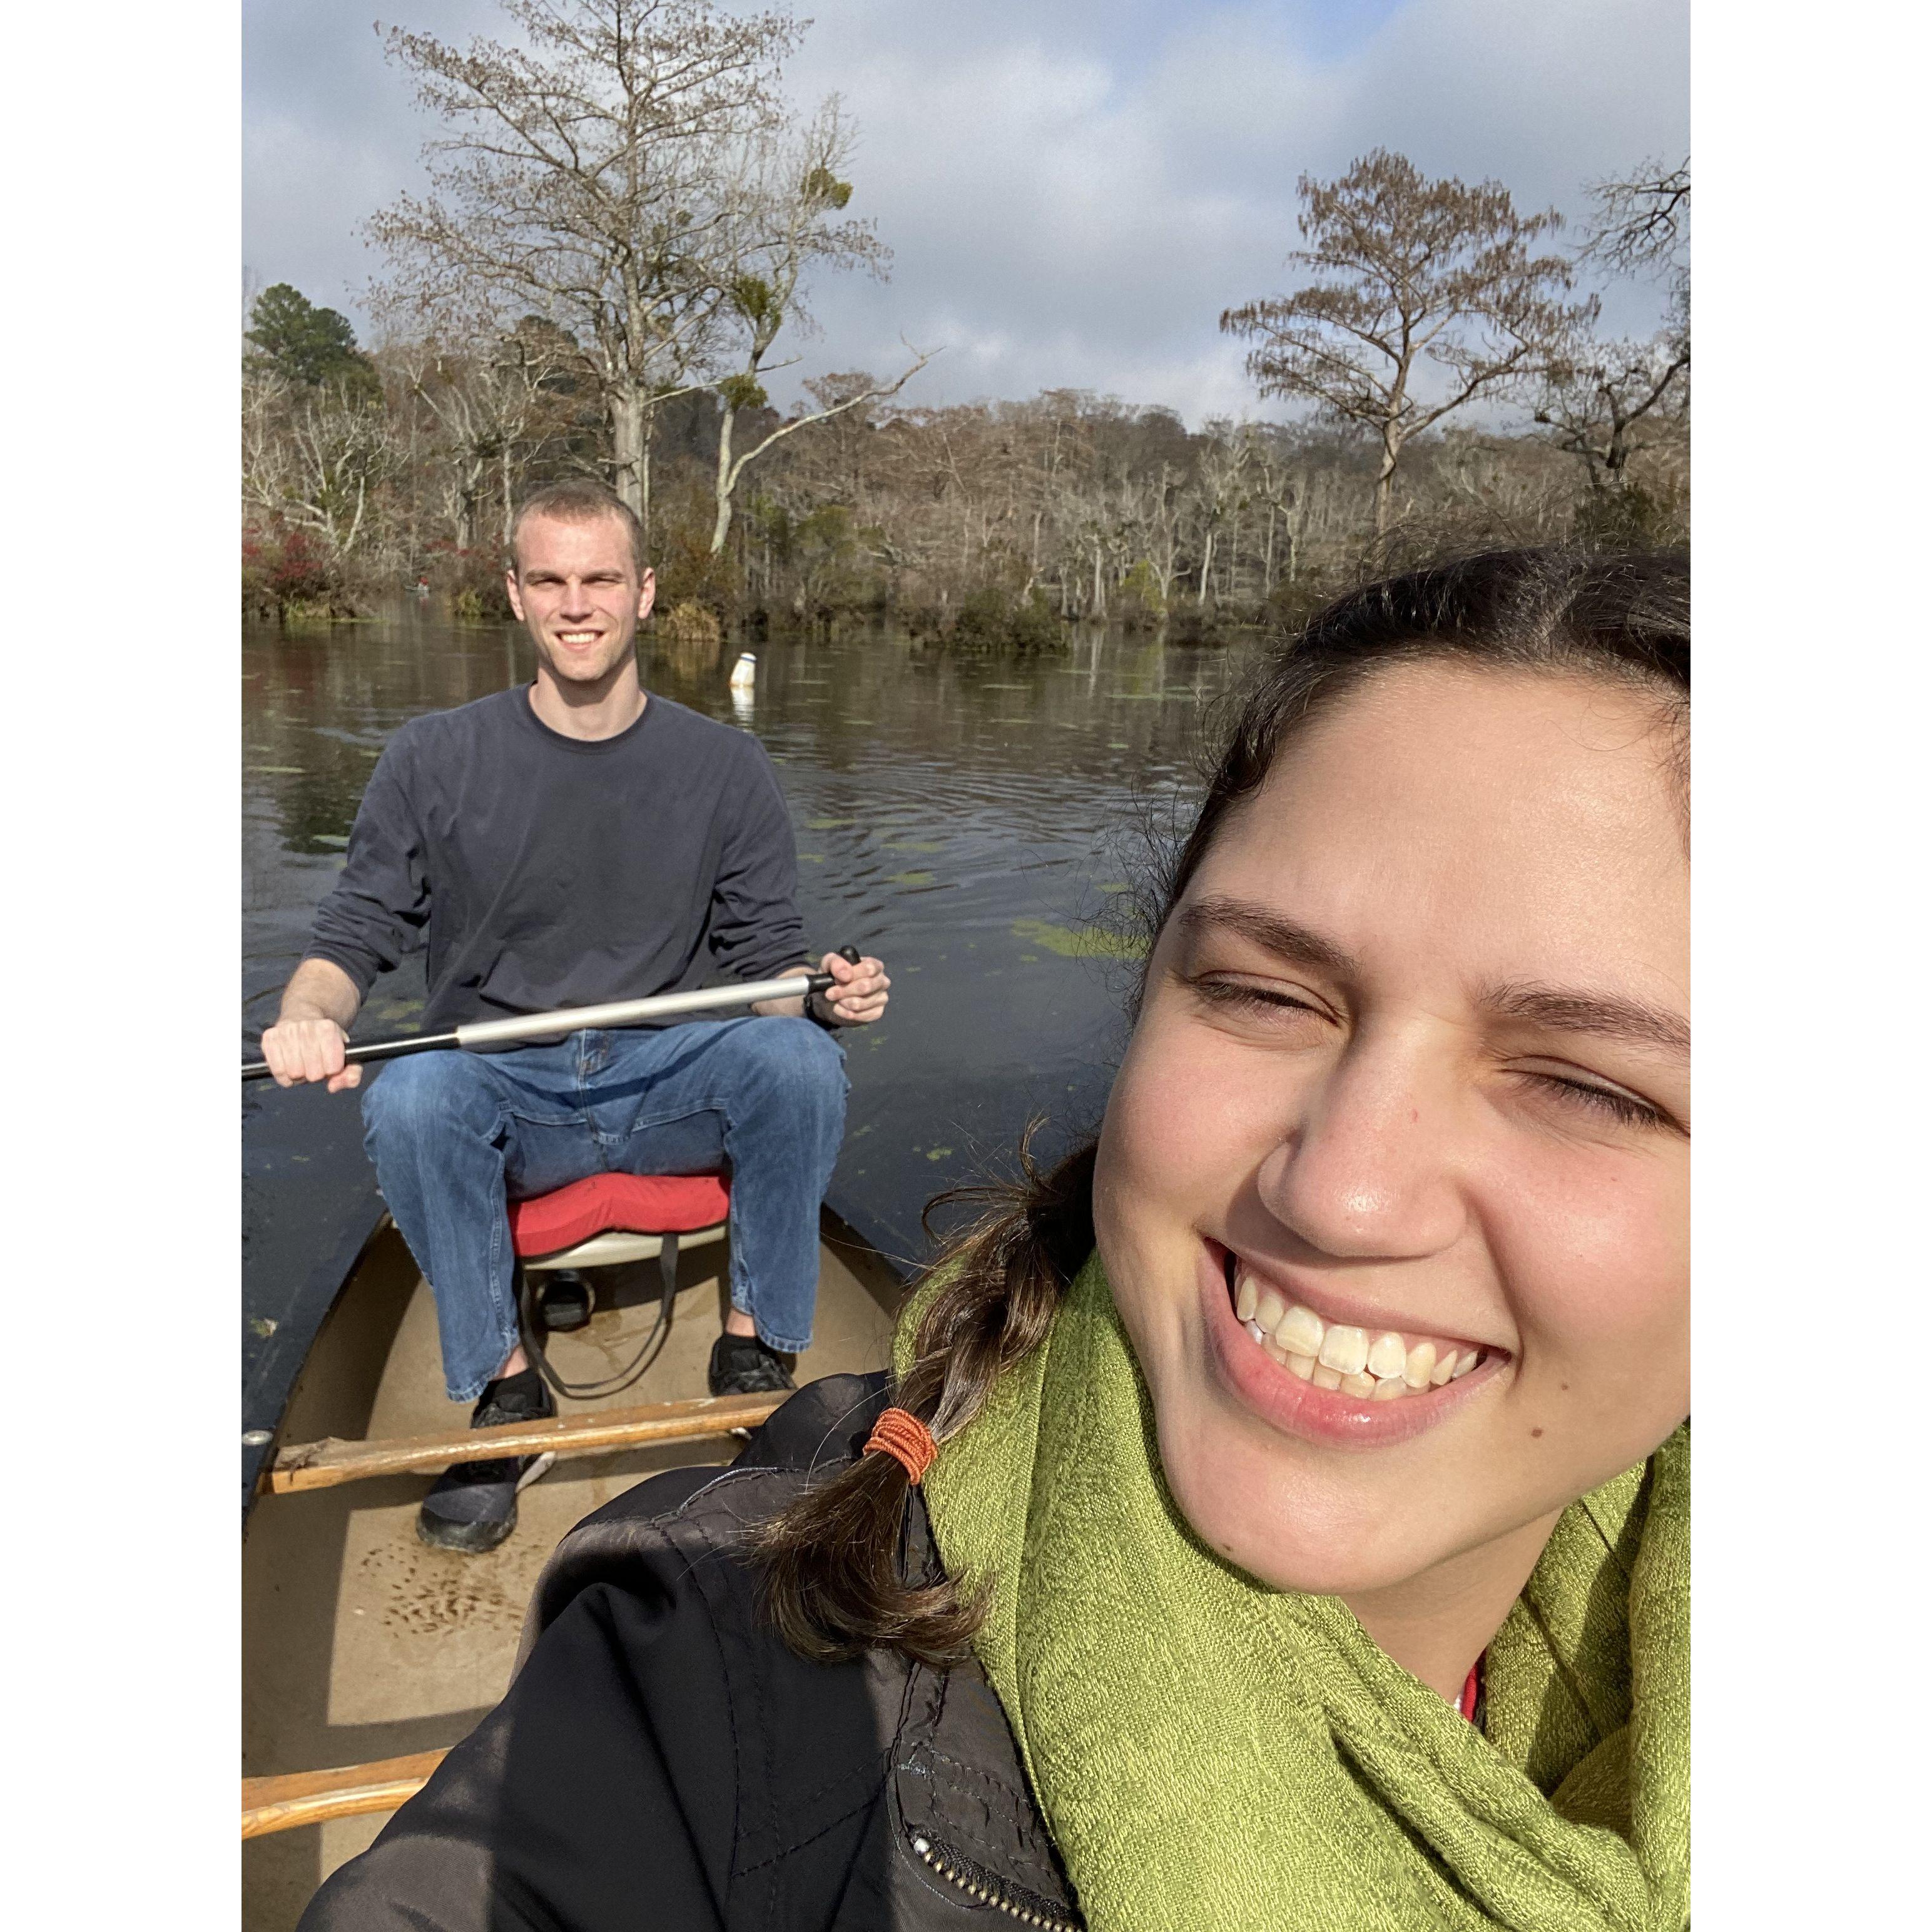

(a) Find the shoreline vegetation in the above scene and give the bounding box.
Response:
[242,2,1687,652]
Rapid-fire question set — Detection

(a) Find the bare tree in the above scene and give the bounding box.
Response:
[367,0,798,524]
[1540,158,1690,509]
[1535,330,1688,497]
[1580,157,1689,282]
[699,103,931,553]
[1186,426,1254,606]
[1119,460,1183,605]
[387,319,591,549]
[243,372,390,558]
[1243,430,1302,599]
[1221,150,1594,547]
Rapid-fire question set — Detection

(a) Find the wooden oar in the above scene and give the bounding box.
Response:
[242,951,858,1082]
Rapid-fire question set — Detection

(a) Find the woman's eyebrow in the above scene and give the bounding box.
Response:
[1177,902,1687,1055]
[1176,898,1360,979]
[1482,980,1690,1057]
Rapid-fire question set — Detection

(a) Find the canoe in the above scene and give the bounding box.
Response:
[240,1205,905,1930]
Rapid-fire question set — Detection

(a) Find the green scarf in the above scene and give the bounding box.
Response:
[899,1253,1689,1932]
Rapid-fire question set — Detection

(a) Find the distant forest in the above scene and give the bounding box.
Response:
[242,1,1687,648]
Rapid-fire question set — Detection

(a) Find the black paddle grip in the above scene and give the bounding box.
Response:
[804,944,863,996]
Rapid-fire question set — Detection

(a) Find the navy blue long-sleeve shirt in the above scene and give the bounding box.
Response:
[303,687,806,1033]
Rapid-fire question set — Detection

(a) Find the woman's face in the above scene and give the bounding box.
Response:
[1094,662,1689,1600]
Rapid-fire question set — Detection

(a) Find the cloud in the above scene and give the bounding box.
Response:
[243,0,1687,423]
[243,0,504,318]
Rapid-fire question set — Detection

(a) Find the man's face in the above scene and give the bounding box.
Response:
[506,512,656,688]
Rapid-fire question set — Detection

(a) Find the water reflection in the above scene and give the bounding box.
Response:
[242,613,1254,1268]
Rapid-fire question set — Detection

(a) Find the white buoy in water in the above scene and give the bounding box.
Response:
[729,651,757,693]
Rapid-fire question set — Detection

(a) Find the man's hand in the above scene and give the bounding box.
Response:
[261,958,365,1091]
[260,1015,363,1091]
[810,950,890,1027]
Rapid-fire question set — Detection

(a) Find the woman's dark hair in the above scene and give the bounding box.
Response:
[758,546,1690,1665]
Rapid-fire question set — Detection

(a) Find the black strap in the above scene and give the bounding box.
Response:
[519,1231,681,1402]
[656,1231,680,1343]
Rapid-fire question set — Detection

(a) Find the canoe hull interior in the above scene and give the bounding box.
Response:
[242,1214,903,1931]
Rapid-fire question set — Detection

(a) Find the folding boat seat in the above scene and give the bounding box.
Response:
[509,1171,731,1271]
[507,1173,730,1380]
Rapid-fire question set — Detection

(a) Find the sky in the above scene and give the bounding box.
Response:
[243,0,1688,425]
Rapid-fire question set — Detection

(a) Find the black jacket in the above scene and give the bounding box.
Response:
[301,1376,1083,1931]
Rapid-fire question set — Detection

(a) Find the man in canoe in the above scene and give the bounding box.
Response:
[259,479,890,1552]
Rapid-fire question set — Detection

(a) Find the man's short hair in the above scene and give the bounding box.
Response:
[508,480,648,576]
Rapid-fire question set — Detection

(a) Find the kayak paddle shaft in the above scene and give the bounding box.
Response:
[242,949,862,1084]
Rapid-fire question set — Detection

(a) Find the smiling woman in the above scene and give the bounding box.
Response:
[305,547,1690,1932]
[1102,647,1688,1637]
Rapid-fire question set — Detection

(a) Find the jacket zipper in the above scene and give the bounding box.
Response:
[908,1833,1082,1930]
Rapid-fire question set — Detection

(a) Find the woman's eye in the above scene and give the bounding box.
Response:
[1520,1072,1667,1131]
[1190,977,1324,1020]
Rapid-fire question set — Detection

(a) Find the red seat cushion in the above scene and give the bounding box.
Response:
[508,1172,731,1259]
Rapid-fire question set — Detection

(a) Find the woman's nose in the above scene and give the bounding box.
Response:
[1254,1044,1467,1263]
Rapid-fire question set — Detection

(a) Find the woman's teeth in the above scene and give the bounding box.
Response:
[1232,1265,1485,1401]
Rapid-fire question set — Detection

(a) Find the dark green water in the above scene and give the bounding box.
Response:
[242,614,1252,1293]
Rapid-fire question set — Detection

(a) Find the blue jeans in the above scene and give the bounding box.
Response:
[360,1017,849,1401]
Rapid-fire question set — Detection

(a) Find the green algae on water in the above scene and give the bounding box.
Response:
[1010,916,1145,960]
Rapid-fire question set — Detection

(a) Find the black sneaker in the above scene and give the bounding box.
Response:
[707,1331,797,1397]
[416,1368,557,1554]
[536,1269,592,1333]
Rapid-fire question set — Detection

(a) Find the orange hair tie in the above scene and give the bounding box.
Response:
[863,1406,937,1485]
